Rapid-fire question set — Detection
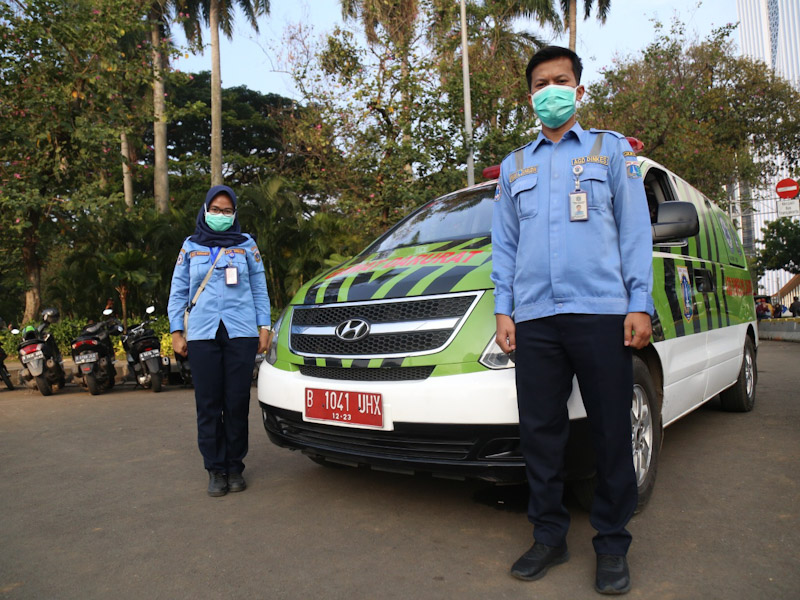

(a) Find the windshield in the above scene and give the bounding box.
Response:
[365,185,496,254]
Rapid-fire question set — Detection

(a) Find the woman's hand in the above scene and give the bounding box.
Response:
[258,328,272,354]
[172,331,188,357]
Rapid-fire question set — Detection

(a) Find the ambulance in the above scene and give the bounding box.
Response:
[257,148,757,509]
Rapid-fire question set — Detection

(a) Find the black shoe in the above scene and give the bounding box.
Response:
[595,554,631,595]
[510,542,569,581]
[207,471,228,497]
[228,472,246,493]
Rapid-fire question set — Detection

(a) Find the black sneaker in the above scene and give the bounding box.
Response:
[207,471,228,497]
[595,554,631,595]
[228,472,246,493]
[510,542,569,581]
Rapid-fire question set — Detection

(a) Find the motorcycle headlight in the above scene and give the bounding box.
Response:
[266,308,288,365]
[478,333,516,369]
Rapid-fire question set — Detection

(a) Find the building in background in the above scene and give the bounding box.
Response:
[734,0,799,301]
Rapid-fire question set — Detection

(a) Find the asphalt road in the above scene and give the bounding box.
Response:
[1,340,798,600]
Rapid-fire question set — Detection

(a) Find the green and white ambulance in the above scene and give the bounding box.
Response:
[257,150,757,508]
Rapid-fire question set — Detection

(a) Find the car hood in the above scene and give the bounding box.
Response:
[295,237,493,305]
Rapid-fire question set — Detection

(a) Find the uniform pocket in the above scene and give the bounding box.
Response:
[579,164,610,210]
[188,253,211,279]
[510,175,539,220]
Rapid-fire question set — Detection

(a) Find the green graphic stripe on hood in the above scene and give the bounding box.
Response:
[301,237,492,304]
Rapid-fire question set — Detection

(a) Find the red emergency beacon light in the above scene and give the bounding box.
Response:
[482,165,501,180]
[626,137,644,153]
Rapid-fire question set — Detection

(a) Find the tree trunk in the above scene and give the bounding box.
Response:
[21,215,42,324]
[568,0,577,51]
[151,21,169,214]
[121,131,134,209]
[210,0,223,186]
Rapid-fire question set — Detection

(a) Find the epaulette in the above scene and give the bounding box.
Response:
[589,128,626,139]
[501,139,535,164]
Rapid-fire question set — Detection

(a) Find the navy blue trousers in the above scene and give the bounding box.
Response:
[187,322,258,474]
[515,314,637,556]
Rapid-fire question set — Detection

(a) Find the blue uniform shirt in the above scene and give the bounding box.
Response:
[167,234,271,341]
[491,122,654,322]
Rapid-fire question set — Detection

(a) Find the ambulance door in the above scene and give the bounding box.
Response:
[645,165,709,424]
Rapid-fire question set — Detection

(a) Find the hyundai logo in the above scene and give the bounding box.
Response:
[335,319,370,341]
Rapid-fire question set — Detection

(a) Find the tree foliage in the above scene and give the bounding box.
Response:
[579,20,800,203]
[0,0,154,321]
[756,218,800,275]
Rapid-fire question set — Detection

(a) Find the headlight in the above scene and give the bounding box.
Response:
[478,333,515,369]
[266,308,288,365]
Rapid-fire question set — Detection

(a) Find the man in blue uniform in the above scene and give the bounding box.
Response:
[491,46,653,595]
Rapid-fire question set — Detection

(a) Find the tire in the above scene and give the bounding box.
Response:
[719,337,757,412]
[1,367,14,390]
[86,373,101,395]
[150,371,162,393]
[35,374,53,396]
[568,356,663,514]
[630,356,662,512]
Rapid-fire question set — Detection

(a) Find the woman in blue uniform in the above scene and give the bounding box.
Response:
[168,185,271,497]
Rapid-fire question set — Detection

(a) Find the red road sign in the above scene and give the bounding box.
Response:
[776,178,799,199]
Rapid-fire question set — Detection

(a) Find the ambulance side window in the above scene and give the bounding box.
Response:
[643,168,678,223]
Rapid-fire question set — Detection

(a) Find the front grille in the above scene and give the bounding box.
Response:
[299,365,434,381]
[292,295,474,326]
[292,330,452,356]
[290,292,480,359]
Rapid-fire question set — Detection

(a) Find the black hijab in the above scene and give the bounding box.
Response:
[189,185,248,247]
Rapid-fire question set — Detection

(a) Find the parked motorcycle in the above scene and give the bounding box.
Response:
[0,345,14,390]
[70,309,123,395]
[122,306,165,392]
[12,308,66,396]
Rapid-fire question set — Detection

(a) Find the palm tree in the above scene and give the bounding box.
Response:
[148,1,173,214]
[559,0,610,51]
[178,0,270,186]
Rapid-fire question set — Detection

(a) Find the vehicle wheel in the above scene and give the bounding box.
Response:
[35,374,53,396]
[568,357,662,514]
[150,371,162,393]
[719,337,757,412]
[86,373,101,395]
[1,367,14,390]
[631,356,662,513]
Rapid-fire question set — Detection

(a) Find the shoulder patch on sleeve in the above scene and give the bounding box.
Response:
[176,248,185,266]
[494,182,502,201]
[626,160,642,179]
[251,245,262,263]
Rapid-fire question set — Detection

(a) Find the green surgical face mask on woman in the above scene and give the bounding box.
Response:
[531,84,577,129]
[204,206,236,232]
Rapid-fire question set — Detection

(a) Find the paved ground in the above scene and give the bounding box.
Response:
[1,341,798,599]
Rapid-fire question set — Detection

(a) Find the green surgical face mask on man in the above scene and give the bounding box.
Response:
[204,206,236,232]
[531,84,577,129]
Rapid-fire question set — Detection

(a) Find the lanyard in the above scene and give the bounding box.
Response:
[210,247,221,263]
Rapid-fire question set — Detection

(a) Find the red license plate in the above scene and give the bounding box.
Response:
[304,387,383,428]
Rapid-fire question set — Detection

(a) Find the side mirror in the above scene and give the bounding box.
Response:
[11,328,19,335]
[103,308,113,316]
[652,201,699,246]
[146,306,156,315]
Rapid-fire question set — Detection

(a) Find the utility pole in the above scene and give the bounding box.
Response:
[460,0,474,186]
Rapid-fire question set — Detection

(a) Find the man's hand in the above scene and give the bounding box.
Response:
[495,314,516,354]
[258,328,272,354]
[624,312,652,349]
[172,331,188,357]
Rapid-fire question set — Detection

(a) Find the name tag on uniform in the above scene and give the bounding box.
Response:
[570,164,588,221]
[225,266,239,286]
[569,191,588,221]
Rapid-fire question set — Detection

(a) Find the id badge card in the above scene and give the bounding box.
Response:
[225,266,239,286]
[569,190,588,221]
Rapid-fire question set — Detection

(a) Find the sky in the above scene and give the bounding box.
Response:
[172,0,742,99]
